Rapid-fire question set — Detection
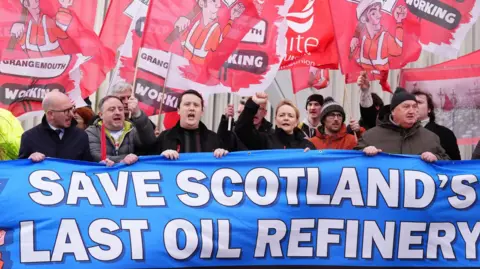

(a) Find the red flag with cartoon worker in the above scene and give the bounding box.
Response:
[330,0,422,77]
[139,0,292,96]
[330,0,480,76]
[0,0,113,61]
[281,0,338,70]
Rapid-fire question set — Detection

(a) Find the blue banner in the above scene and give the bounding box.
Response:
[0,150,479,268]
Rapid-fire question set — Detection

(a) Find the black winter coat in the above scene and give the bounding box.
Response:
[18,116,92,161]
[155,121,230,153]
[234,99,315,150]
[425,121,461,160]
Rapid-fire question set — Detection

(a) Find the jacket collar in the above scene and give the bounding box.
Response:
[378,112,421,137]
[258,118,273,132]
[316,124,348,140]
[275,127,305,142]
[167,121,210,139]
[41,115,78,131]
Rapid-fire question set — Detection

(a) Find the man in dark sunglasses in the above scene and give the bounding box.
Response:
[18,91,92,162]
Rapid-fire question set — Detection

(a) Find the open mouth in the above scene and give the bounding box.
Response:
[113,116,122,121]
[281,123,290,127]
[187,113,195,120]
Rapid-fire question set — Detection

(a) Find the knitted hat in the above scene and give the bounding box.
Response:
[305,94,324,109]
[390,87,417,111]
[320,98,345,123]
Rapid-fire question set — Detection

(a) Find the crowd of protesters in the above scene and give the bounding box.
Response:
[0,72,476,165]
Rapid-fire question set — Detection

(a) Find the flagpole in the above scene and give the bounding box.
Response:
[156,52,174,131]
[343,83,358,141]
[227,93,234,131]
[129,52,142,119]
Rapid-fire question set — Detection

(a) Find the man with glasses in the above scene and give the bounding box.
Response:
[18,91,93,162]
[309,98,357,150]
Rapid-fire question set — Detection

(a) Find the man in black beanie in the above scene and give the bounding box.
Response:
[298,94,324,138]
[355,87,449,162]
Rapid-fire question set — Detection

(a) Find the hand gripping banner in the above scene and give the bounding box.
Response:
[1,150,480,268]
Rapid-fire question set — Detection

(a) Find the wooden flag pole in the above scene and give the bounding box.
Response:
[156,52,174,132]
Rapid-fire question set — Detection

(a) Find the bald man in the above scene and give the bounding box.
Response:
[18,91,93,162]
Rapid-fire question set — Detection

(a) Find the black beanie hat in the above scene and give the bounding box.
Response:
[305,94,324,109]
[320,98,345,123]
[390,87,417,111]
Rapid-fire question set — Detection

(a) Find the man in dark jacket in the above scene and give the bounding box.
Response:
[18,91,92,162]
[355,88,450,162]
[86,96,156,166]
[218,97,273,135]
[412,90,461,160]
[298,94,324,138]
[156,89,233,160]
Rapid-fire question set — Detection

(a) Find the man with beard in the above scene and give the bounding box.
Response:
[156,89,232,159]
[309,98,357,150]
[18,91,92,162]
[298,94,324,138]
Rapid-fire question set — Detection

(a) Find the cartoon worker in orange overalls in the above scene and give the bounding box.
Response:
[9,0,75,58]
[350,0,407,76]
[173,0,245,65]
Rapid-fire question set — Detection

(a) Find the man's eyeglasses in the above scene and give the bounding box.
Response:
[50,106,76,115]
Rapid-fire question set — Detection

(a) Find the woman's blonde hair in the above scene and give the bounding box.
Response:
[275,100,300,120]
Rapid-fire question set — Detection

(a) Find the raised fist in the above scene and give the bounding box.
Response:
[231,3,245,20]
[174,16,191,32]
[224,104,234,118]
[357,71,370,91]
[252,92,268,105]
[10,23,24,39]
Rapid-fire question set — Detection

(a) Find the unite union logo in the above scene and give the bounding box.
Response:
[286,0,315,34]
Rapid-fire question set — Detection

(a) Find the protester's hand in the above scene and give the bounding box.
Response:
[59,0,74,8]
[363,146,382,156]
[28,152,45,162]
[122,154,139,165]
[174,16,191,32]
[214,148,229,158]
[357,71,370,91]
[421,152,438,163]
[10,23,24,39]
[304,147,310,152]
[231,2,245,20]
[350,119,361,132]
[100,158,115,167]
[0,230,6,246]
[162,150,179,160]
[128,96,141,118]
[350,37,359,53]
[224,104,234,118]
[252,92,268,105]
[394,5,407,23]
[154,128,161,137]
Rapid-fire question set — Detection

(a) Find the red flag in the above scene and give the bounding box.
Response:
[292,66,329,94]
[330,0,480,76]
[330,0,422,77]
[139,0,292,96]
[0,54,89,117]
[410,0,480,57]
[399,50,480,145]
[0,0,114,62]
[280,0,338,69]
[345,69,391,93]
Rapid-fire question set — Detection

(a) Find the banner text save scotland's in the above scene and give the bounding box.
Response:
[0,150,479,268]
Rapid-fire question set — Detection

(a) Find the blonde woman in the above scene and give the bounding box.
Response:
[235,92,315,151]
